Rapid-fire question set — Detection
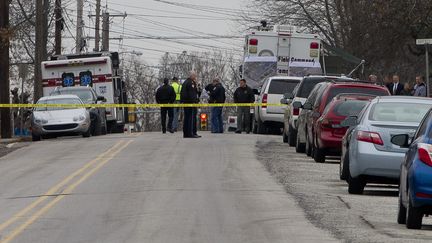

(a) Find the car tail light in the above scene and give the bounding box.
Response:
[293,108,300,116]
[98,76,106,82]
[356,131,384,146]
[249,39,258,46]
[418,143,432,167]
[310,42,319,49]
[262,93,268,108]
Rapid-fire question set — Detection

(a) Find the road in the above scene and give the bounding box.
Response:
[257,138,432,242]
[0,133,335,243]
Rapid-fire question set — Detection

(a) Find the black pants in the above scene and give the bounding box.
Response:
[183,107,197,137]
[161,107,174,133]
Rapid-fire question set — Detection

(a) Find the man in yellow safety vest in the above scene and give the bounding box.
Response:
[171,77,182,132]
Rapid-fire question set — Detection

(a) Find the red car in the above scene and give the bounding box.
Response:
[313,95,374,163]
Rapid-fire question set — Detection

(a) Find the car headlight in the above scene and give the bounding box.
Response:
[79,115,86,121]
[74,115,86,122]
[34,118,48,124]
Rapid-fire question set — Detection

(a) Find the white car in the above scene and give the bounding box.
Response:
[253,76,302,134]
[31,95,91,141]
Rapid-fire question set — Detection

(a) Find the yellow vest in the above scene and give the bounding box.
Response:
[171,82,182,101]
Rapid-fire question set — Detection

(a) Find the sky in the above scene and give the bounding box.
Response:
[62,0,253,65]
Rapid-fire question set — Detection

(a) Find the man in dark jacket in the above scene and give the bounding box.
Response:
[208,78,226,133]
[156,78,176,133]
[180,72,201,138]
[233,79,255,134]
[388,74,404,95]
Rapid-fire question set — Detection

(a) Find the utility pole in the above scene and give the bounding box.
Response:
[0,0,11,138]
[76,0,84,53]
[34,0,44,104]
[94,0,101,52]
[54,0,62,55]
[101,12,109,51]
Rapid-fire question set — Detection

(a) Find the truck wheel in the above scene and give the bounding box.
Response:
[288,125,297,147]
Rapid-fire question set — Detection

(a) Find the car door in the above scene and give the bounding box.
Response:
[298,83,323,143]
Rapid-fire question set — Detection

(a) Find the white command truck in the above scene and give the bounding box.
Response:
[41,52,127,133]
[242,25,322,89]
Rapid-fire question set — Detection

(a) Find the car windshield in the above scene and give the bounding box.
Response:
[35,98,82,111]
[54,89,94,103]
[268,79,299,94]
[369,102,431,122]
[332,100,369,117]
[326,87,387,105]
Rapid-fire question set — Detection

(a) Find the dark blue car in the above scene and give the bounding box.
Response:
[392,108,432,229]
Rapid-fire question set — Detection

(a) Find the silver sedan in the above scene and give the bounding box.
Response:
[31,95,91,141]
[340,96,432,194]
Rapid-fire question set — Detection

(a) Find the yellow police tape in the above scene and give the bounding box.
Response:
[0,103,286,108]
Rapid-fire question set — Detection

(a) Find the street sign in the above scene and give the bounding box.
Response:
[416,39,432,45]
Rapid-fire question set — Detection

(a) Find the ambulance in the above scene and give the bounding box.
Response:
[242,25,322,89]
[41,52,127,133]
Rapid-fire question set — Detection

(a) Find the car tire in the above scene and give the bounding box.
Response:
[305,132,312,157]
[348,175,365,194]
[313,145,326,163]
[91,116,102,136]
[296,132,306,153]
[32,133,41,142]
[397,190,407,224]
[283,127,288,143]
[288,125,297,147]
[82,127,91,138]
[406,193,423,229]
[340,152,349,180]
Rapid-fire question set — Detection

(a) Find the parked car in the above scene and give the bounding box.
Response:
[31,95,91,141]
[281,76,354,146]
[253,76,302,134]
[295,81,390,156]
[339,96,432,195]
[51,86,107,135]
[312,94,374,163]
[392,108,432,229]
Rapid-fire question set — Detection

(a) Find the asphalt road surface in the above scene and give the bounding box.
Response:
[0,132,336,243]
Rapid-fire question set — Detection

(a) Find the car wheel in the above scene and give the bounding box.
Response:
[406,192,423,229]
[296,131,306,153]
[305,132,312,156]
[340,152,349,180]
[348,175,365,194]
[313,145,326,163]
[283,127,288,143]
[288,125,297,147]
[32,133,41,141]
[82,127,91,138]
[397,189,407,224]
[91,115,102,136]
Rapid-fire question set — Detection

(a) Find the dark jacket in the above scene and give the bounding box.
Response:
[234,85,255,103]
[180,78,199,103]
[156,84,176,104]
[209,83,226,103]
[388,82,404,95]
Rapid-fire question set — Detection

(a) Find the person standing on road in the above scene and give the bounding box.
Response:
[155,78,176,134]
[171,77,182,132]
[414,76,427,97]
[208,78,226,133]
[180,71,201,138]
[389,74,404,95]
[234,79,255,134]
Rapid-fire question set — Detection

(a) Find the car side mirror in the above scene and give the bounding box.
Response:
[283,92,294,100]
[97,96,106,102]
[292,101,303,109]
[302,102,312,110]
[341,116,358,127]
[391,134,410,148]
